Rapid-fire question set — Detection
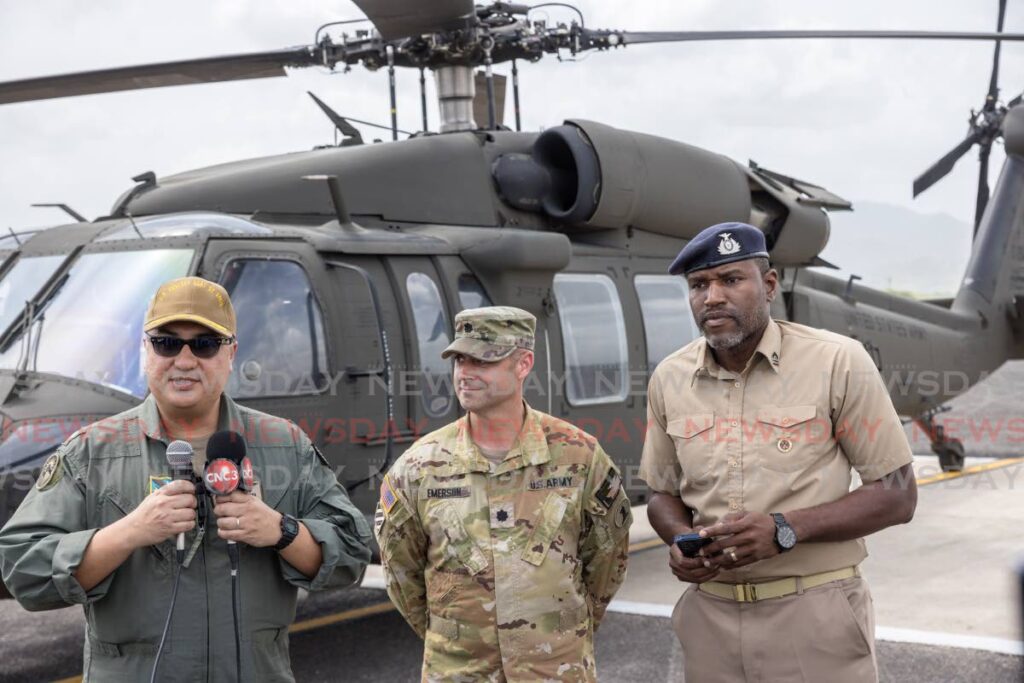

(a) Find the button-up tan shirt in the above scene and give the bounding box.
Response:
[639,319,913,581]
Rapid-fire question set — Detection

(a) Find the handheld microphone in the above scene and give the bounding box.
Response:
[165,440,193,564]
[153,440,194,683]
[207,430,248,492]
[206,430,248,683]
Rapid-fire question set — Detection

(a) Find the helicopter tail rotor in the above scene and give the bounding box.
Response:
[912,0,1009,236]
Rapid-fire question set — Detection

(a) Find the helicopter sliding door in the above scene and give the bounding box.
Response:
[385,257,460,437]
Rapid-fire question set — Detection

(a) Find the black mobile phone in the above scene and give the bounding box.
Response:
[673,532,713,558]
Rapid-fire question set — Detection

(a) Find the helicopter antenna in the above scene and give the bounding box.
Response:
[30,203,87,223]
[511,59,521,132]
[386,45,398,141]
[124,212,145,240]
[419,67,429,132]
[307,91,364,145]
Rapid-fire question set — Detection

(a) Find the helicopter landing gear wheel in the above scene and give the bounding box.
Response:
[934,437,966,473]
[913,408,967,473]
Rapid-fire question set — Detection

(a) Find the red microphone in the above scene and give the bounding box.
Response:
[204,458,240,495]
[240,456,254,491]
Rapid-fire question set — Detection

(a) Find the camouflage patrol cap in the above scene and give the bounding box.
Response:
[144,276,236,337]
[442,306,536,362]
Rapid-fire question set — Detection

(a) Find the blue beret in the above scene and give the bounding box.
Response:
[668,222,769,275]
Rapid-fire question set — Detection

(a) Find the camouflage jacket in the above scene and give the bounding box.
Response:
[0,394,372,682]
[375,404,631,682]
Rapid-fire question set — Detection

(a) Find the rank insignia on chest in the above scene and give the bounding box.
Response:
[490,502,516,529]
[149,475,172,494]
[426,486,471,499]
[528,475,575,490]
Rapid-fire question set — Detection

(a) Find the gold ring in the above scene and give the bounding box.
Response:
[235,517,241,530]
[729,550,738,563]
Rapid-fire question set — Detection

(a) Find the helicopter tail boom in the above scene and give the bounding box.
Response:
[952,105,1024,359]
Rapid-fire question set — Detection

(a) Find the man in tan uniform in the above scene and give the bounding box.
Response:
[640,223,917,682]
[376,306,631,682]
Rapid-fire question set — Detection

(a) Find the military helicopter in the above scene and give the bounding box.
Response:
[0,1,1022,593]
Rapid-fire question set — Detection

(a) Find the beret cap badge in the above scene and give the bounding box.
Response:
[717,233,741,255]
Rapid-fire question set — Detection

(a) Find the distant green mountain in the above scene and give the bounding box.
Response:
[814,201,972,295]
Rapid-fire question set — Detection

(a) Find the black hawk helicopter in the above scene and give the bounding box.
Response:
[0,2,1022,592]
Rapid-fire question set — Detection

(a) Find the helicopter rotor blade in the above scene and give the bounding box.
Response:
[613,29,1024,46]
[0,47,320,105]
[975,143,992,235]
[985,0,1008,111]
[912,129,984,198]
[351,0,475,41]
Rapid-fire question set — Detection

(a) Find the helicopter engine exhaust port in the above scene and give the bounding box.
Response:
[492,120,751,239]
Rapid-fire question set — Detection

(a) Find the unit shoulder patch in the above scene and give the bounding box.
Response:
[148,475,172,495]
[594,470,622,510]
[36,452,63,491]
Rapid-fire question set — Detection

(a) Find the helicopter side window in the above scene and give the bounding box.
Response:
[222,259,329,398]
[553,273,629,406]
[634,274,700,372]
[406,272,454,418]
[457,273,492,311]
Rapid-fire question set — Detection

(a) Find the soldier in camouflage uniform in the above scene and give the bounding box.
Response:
[376,306,632,682]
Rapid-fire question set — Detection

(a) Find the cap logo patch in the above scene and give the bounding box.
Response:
[717,232,741,256]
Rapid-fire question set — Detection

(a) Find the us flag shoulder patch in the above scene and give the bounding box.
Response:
[380,475,398,515]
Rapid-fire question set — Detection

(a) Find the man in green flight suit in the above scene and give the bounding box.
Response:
[0,276,372,682]
[376,306,632,682]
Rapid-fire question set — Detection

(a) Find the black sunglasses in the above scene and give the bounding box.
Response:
[146,334,234,359]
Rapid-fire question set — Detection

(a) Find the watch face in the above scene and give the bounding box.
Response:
[777,525,797,549]
[283,515,299,535]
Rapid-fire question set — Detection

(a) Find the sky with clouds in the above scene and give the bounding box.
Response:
[0,0,1019,248]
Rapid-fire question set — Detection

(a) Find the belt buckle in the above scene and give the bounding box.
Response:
[733,583,758,602]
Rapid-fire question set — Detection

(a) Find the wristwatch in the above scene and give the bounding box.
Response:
[772,512,797,553]
[275,513,299,551]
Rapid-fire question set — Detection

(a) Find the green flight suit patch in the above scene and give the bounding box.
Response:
[149,476,172,494]
[36,452,63,491]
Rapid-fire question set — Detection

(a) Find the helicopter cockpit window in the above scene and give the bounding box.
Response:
[0,254,66,334]
[0,249,194,397]
[406,272,454,418]
[553,273,629,406]
[222,260,329,399]
[635,275,700,372]
[96,213,273,242]
[457,274,492,311]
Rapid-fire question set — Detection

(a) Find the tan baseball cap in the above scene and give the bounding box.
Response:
[442,306,536,361]
[144,277,236,337]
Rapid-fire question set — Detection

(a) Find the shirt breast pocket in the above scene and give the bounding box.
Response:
[755,405,827,473]
[666,414,716,483]
[433,501,489,575]
[521,491,572,566]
